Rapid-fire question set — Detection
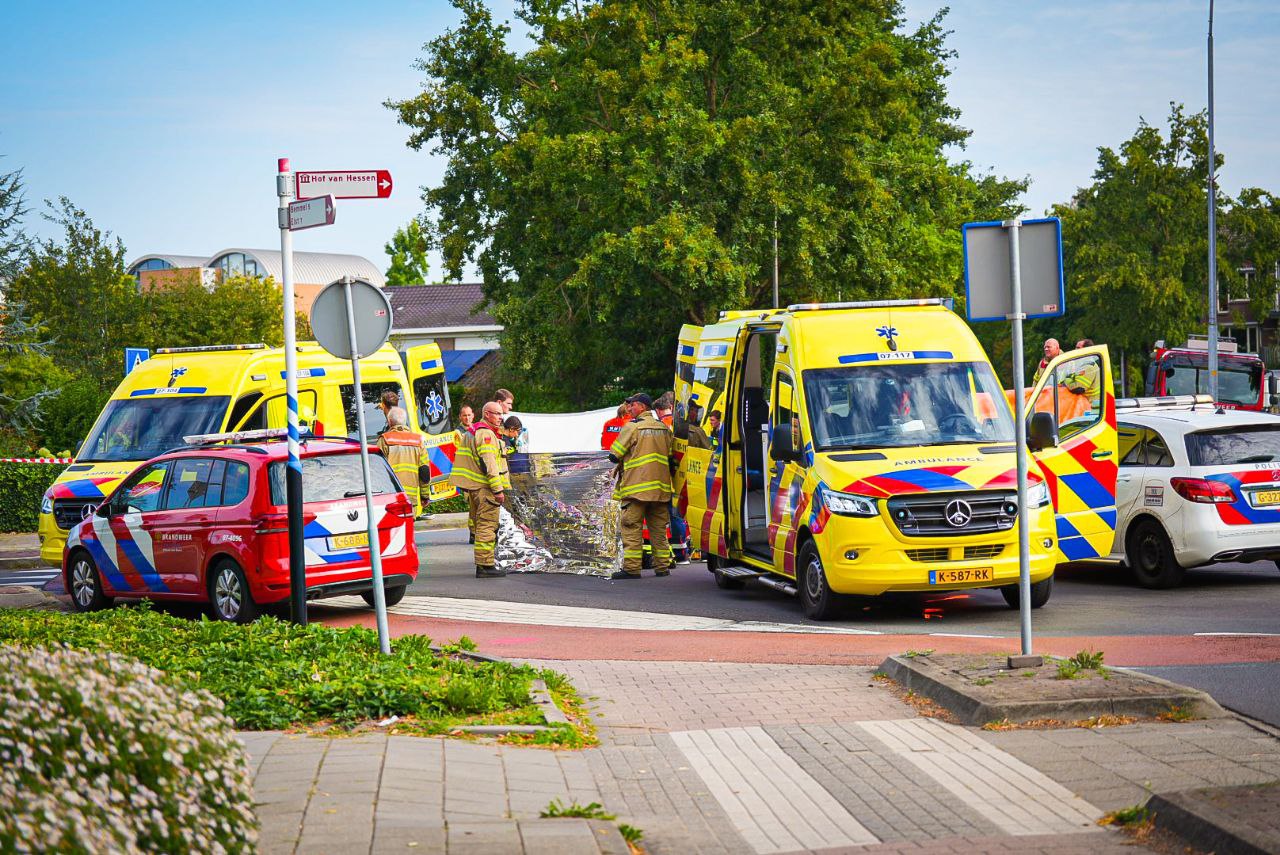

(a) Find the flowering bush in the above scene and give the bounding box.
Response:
[0,644,257,853]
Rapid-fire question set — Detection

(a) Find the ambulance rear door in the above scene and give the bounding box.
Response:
[671,325,702,499]
[1023,344,1119,563]
[678,320,751,559]
[402,344,457,492]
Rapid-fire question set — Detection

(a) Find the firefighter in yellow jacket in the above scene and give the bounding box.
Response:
[607,393,675,580]
[448,401,510,577]
[377,408,427,516]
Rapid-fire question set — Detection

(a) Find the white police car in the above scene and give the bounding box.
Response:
[1107,395,1280,587]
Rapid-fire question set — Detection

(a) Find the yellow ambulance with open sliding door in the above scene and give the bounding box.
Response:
[672,299,1118,619]
[38,341,456,565]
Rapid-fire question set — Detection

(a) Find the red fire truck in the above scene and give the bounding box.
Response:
[1146,335,1270,411]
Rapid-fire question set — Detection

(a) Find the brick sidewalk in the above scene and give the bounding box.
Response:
[241,659,1280,854]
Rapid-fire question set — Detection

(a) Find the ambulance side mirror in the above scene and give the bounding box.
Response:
[1028,412,1058,452]
[770,422,801,463]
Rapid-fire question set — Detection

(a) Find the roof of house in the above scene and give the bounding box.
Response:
[127,253,210,270]
[384,284,499,330]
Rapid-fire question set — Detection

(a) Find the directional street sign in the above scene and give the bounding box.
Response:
[286,195,336,232]
[295,170,392,200]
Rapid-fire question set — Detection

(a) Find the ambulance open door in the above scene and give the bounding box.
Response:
[402,344,457,499]
[1023,344,1119,563]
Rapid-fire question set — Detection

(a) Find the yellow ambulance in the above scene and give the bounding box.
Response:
[673,299,1118,619]
[38,341,457,566]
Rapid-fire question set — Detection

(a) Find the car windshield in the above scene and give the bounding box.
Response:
[269,453,399,504]
[1163,354,1261,406]
[1185,425,1280,466]
[78,397,231,463]
[804,361,1016,451]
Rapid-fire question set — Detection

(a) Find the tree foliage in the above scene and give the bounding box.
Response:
[133,270,308,351]
[0,156,27,287]
[391,0,1024,409]
[384,219,431,285]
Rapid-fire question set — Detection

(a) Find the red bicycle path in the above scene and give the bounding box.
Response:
[312,608,1280,667]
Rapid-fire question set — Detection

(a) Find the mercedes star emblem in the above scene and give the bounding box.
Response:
[944,499,973,528]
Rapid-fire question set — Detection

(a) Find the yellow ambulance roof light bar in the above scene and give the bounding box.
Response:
[783,298,953,313]
[155,343,267,355]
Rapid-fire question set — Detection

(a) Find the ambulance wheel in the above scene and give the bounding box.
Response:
[798,540,842,621]
[1000,576,1053,609]
[1127,519,1185,589]
[362,584,407,608]
[68,550,113,612]
[210,560,259,624]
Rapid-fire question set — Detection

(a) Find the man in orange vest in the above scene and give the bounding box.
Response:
[600,403,629,450]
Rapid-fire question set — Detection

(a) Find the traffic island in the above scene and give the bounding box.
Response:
[0,584,69,612]
[878,651,1227,726]
[1146,783,1280,855]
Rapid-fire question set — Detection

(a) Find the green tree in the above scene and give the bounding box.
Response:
[1040,105,1218,378]
[384,219,431,285]
[1222,188,1280,330]
[390,0,1023,409]
[133,271,305,350]
[0,156,27,287]
[7,198,139,389]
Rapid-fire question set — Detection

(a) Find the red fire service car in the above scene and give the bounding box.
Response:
[1147,336,1270,411]
[62,430,419,622]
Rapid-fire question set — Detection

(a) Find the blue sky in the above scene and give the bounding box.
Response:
[1,1,1276,281]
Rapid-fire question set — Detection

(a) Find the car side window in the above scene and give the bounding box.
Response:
[165,458,224,510]
[1142,429,1174,467]
[222,462,251,506]
[112,463,170,515]
[1118,424,1143,466]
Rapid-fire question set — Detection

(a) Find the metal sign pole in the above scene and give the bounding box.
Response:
[1005,218,1033,656]
[277,157,308,626]
[341,275,392,654]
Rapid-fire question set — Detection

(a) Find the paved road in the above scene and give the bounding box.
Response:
[411,528,1280,637]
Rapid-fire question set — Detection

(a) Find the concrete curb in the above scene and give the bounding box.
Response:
[1147,789,1279,855]
[879,654,1228,726]
[0,555,44,570]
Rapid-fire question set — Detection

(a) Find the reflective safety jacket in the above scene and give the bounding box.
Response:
[609,410,674,502]
[377,427,426,512]
[449,422,509,493]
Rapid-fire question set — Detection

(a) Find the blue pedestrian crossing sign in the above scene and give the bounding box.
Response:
[125,348,150,376]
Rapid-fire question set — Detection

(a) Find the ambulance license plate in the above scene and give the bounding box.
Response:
[330,532,369,550]
[929,567,993,585]
[1254,490,1280,507]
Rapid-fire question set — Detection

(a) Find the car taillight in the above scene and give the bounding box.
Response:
[256,511,316,535]
[387,499,415,520]
[1170,477,1235,504]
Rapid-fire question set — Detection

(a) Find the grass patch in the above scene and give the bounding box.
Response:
[428,494,468,514]
[972,677,993,686]
[0,606,588,741]
[542,799,615,820]
[1055,661,1084,680]
[1068,648,1105,670]
[1158,704,1196,722]
[1099,804,1151,827]
[619,823,644,845]
[901,648,935,659]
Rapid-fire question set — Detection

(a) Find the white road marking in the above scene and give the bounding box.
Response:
[671,727,878,853]
[929,632,1003,638]
[856,719,1102,835]
[1194,632,1280,637]
[318,595,881,634]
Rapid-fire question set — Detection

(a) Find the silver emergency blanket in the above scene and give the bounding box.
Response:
[494,451,623,575]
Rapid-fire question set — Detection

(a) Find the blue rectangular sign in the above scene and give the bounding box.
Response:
[961,217,1065,323]
[124,348,150,376]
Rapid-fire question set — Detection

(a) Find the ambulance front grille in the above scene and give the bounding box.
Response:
[886,491,1017,537]
[53,499,96,531]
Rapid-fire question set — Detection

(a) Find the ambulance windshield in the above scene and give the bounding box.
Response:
[804,362,1015,451]
[79,397,231,463]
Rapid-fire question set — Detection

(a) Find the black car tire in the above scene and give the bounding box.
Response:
[797,539,842,621]
[1126,519,1185,589]
[68,550,113,612]
[209,560,259,623]
[362,584,408,608]
[1000,576,1053,609]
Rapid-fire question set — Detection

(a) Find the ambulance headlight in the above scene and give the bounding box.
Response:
[825,490,878,518]
[1029,482,1050,508]
[41,492,53,515]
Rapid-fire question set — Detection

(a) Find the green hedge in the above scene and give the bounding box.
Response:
[429,494,468,514]
[0,462,67,532]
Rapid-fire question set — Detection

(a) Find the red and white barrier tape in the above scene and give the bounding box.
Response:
[0,458,73,464]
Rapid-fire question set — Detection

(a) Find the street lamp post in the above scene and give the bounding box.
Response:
[1207,0,1219,401]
